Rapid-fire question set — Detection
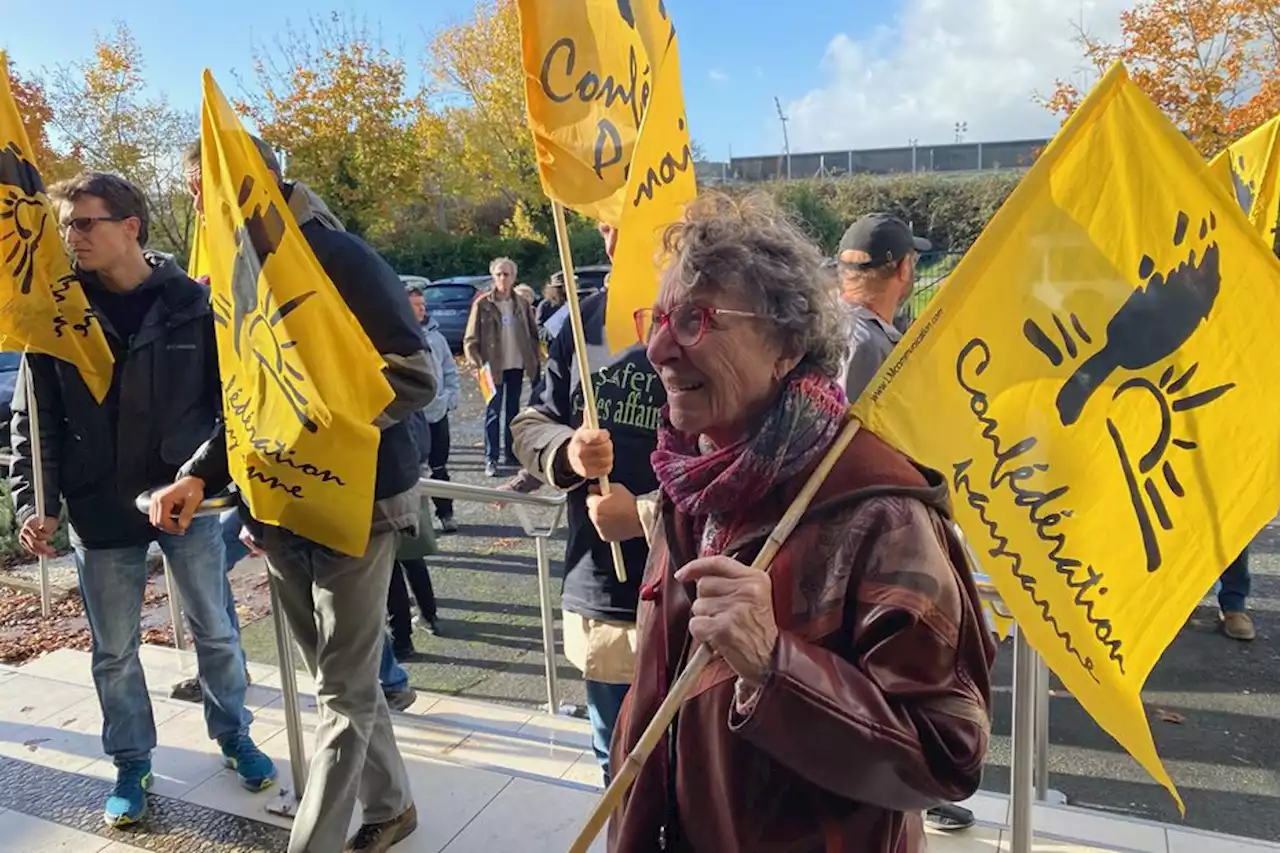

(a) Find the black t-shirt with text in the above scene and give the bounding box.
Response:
[532,290,664,621]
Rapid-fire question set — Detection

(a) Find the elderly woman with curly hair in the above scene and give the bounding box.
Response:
[607,193,995,853]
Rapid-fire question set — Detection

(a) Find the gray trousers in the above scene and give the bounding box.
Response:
[263,526,413,853]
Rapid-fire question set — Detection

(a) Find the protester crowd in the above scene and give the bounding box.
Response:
[7,132,1259,853]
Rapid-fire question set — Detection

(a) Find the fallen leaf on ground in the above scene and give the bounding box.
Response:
[1155,709,1186,724]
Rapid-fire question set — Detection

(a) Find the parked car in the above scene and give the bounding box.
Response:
[400,274,486,352]
[0,351,21,449]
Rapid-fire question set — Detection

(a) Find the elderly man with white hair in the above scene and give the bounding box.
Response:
[464,257,541,476]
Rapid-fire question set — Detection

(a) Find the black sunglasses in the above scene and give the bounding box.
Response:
[61,216,126,235]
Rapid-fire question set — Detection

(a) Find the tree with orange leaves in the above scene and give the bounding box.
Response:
[5,57,73,180]
[236,13,424,238]
[418,0,542,217]
[44,23,196,259]
[1040,0,1280,157]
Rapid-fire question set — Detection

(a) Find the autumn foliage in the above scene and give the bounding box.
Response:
[235,14,424,237]
[39,24,197,257]
[1042,0,1280,156]
[419,0,541,213]
[5,58,67,179]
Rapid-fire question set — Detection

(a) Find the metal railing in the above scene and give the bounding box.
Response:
[896,250,964,328]
[108,465,1048,846]
[131,486,309,808]
[412,477,571,716]
[131,476,570,820]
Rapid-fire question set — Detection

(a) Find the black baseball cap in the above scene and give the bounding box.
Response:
[838,214,931,268]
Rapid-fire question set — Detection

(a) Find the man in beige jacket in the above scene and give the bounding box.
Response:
[465,257,540,477]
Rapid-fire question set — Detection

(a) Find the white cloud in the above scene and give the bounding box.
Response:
[709,68,730,84]
[784,0,1129,152]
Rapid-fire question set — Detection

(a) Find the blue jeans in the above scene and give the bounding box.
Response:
[379,630,409,694]
[75,515,251,764]
[585,680,630,785]
[484,368,525,463]
[220,510,247,637]
[1219,547,1251,613]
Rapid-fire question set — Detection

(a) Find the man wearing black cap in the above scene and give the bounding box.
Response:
[837,213,976,834]
[836,212,932,402]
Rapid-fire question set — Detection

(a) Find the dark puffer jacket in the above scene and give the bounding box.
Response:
[10,255,222,548]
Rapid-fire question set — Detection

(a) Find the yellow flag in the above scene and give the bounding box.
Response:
[478,363,496,403]
[188,221,209,281]
[1209,116,1280,248]
[0,54,113,400]
[854,63,1280,809]
[517,0,676,226]
[606,25,695,353]
[200,71,393,556]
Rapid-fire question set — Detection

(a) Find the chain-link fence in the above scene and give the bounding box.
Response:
[895,250,965,330]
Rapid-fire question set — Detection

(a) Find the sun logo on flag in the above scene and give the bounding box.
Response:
[212,175,319,433]
[1024,208,1234,573]
[0,142,52,296]
[1229,154,1256,216]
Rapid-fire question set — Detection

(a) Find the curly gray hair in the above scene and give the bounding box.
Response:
[660,191,848,378]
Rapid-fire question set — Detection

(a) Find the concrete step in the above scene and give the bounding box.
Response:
[18,644,595,767]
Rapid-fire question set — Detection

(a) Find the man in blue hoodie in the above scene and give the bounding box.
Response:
[11,171,275,828]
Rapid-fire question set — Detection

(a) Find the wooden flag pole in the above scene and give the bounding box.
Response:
[23,353,51,617]
[567,413,864,853]
[550,201,627,584]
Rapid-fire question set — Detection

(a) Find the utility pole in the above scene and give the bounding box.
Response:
[775,96,791,180]
[909,138,918,174]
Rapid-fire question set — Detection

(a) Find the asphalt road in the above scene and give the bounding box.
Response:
[240,372,1279,842]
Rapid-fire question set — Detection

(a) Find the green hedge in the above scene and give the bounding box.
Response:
[373,218,608,290]
[372,172,1023,285]
[763,172,1024,255]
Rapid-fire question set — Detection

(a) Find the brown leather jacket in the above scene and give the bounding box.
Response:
[608,428,996,853]
[463,289,540,376]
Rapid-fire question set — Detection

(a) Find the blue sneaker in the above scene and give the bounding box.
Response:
[219,734,277,791]
[104,759,152,827]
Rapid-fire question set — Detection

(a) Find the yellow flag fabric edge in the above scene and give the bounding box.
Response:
[514,0,627,227]
[0,55,115,402]
[198,68,392,557]
[855,61,1186,811]
[604,36,696,355]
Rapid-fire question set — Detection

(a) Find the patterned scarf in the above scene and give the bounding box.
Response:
[652,365,849,556]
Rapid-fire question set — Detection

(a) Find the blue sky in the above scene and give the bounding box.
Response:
[2,0,1125,159]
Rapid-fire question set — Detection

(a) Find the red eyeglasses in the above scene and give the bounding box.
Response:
[634,305,765,347]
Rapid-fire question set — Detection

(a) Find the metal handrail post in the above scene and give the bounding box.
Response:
[419,477,571,716]
[268,572,308,798]
[22,373,52,618]
[533,533,560,714]
[1035,656,1051,800]
[163,555,188,651]
[1009,625,1037,853]
[134,488,306,802]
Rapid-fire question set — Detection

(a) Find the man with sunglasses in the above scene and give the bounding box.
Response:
[10,171,275,829]
[510,223,663,785]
